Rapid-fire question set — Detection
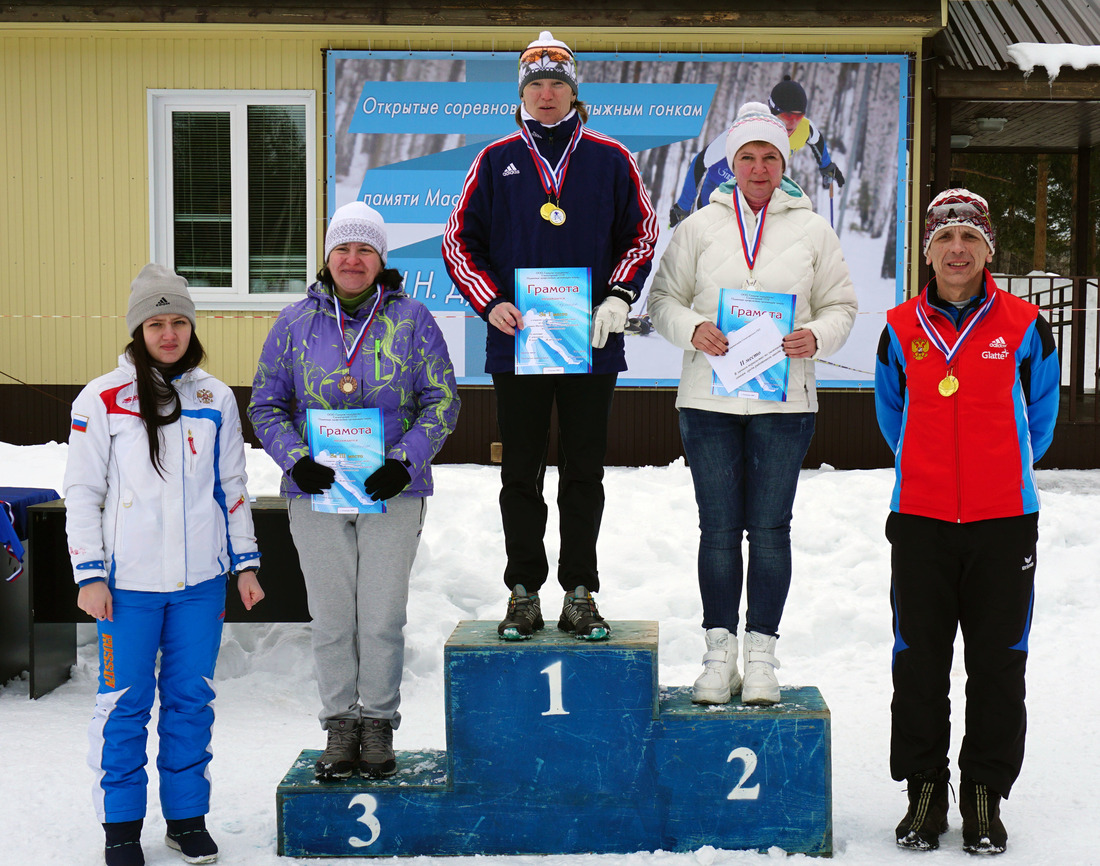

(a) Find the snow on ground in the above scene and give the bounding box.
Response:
[2,441,1098,865]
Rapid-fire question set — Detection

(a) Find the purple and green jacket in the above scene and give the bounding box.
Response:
[248,281,460,499]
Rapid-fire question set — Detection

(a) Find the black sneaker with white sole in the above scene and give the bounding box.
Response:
[103,819,144,866]
[557,586,611,640]
[165,816,218,864]
[498,585,544,640]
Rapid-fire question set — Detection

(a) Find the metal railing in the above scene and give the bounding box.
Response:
[999,274,1099,423]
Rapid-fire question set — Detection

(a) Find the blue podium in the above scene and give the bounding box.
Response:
[277,621,832,857]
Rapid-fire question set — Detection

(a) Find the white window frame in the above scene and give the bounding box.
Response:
[148,89,316,310]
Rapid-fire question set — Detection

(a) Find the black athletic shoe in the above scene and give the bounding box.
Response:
[315,718,358,781]
[103,819,144,866]
[165,816,218,864]
[895,767,950,851]
[498,585,544,640]
[557,586,611,640]
[960,777,1007,855]
[360,718,397,778]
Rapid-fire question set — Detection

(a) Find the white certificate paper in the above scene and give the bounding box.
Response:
[709,287,796,401]
[707,315,786,394]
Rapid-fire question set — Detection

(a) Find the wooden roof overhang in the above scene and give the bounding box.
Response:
[2,0,943,29]
[933,0,1100,151]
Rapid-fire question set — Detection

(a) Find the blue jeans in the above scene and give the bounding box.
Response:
[679,408,815,637]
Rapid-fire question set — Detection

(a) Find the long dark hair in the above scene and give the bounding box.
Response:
[125,327,206,476]
[316,265,404,295]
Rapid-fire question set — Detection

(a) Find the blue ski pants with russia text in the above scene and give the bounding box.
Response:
[88,577,226,823]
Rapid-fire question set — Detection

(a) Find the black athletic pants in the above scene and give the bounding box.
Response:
[887,511,1038,799]
[492,372,617,594]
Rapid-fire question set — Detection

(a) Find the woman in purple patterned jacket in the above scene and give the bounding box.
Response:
[249,202,459,782]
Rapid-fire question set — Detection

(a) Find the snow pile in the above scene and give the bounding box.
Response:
[2,442,1099,864]
[1007,42,1100,80]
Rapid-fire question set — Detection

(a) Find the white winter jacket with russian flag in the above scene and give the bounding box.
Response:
[63,355,260,591]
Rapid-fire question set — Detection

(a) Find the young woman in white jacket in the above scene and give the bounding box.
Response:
[64,264,263,866]
[649,103,857,707]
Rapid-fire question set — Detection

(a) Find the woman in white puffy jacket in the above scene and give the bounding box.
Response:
[649,103,857,708]
[64,264,263,866]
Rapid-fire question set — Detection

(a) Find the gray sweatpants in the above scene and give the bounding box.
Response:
[288,496,425,730]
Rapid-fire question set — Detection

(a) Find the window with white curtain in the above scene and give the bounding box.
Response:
[149,90,316,308]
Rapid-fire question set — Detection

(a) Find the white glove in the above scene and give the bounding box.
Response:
[591,296,631,349]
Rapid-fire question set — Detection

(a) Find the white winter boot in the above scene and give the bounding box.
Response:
[741,631,781,705]
[691,628,742,704]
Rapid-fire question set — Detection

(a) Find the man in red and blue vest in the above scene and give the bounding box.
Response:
[875,188,1059,856]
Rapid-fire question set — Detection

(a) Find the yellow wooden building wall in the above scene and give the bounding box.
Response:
[0,24,932,390]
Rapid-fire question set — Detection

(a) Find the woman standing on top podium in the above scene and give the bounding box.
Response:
[249,203,459,783]
[649,102,857,706]
[442,30,657,642]
[64,264,264,866]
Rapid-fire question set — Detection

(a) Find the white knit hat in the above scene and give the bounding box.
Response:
[126,263,195,336]
[518,30,578,96]
[725,101,791,171]
[324,202,388,265]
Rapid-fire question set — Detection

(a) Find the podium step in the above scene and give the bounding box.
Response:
[277,621,831,857]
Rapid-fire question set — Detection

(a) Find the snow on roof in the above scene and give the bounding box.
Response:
[1007,42,1100,80]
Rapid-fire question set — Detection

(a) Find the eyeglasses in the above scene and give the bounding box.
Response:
[927,200,987,224]
[519,46,574,66]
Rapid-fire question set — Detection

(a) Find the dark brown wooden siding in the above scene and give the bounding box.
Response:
[2,1,943,28]
[5,383,1097,470]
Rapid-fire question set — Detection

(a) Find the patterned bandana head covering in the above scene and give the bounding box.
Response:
[923,188,996,256]
[518,31,578,97]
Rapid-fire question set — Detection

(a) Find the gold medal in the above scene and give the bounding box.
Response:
[338,374,358,395]
[938,374,959,397]
[548,207,566,226]
[540,202,557,220]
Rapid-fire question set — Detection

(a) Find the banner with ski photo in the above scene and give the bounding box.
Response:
[326,51,909,386]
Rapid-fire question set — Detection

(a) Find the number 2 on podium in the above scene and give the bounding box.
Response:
[541,660,569,716]
[727,746,761,799]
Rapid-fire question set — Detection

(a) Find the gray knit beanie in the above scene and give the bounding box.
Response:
[126,263,196,336]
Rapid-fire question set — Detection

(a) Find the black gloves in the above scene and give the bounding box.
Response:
[669,202,690,227]
[364,459,412,502]
[293,456,411,500]
[820,162,845,188]
[290,456,335,494]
